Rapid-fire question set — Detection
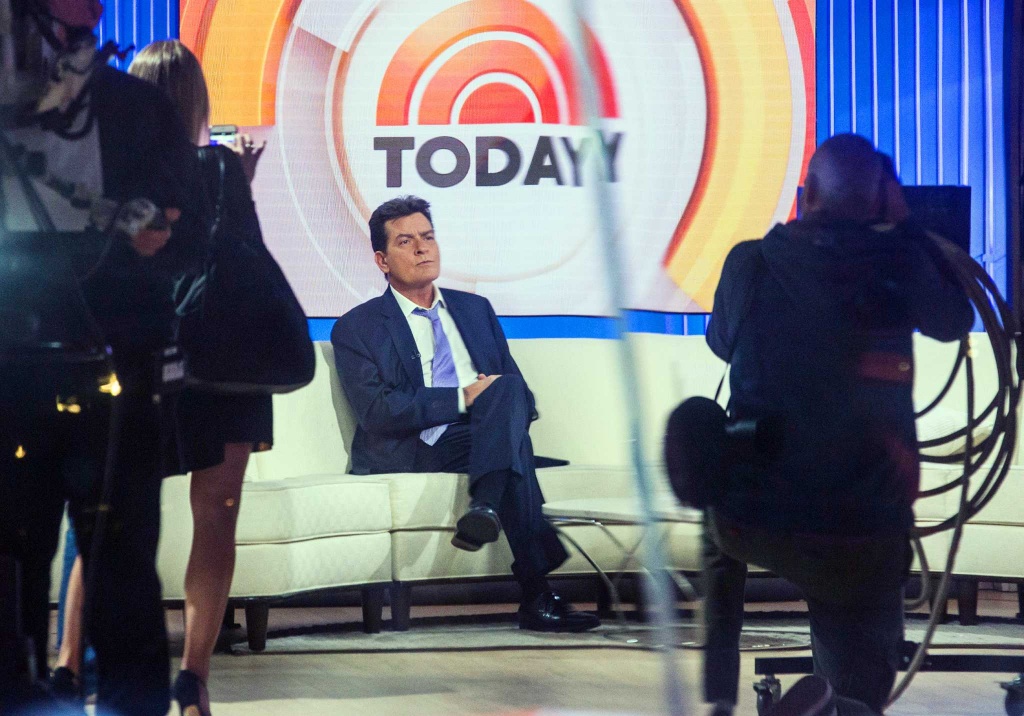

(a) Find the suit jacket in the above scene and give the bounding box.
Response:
[332,287,534,474]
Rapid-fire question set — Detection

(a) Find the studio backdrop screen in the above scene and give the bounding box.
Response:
[180,0,816,317]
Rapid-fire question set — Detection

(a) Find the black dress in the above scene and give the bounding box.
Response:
[177,145,273,473]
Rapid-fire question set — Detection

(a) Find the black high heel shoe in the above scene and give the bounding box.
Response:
[48,666,84,710]
[173,670,211,716]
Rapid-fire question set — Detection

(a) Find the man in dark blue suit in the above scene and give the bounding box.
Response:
[331,196,598,632]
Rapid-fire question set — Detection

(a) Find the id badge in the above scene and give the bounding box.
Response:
[153,344,186,395]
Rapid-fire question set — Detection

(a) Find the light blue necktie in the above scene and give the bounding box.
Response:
[414,305,459,445]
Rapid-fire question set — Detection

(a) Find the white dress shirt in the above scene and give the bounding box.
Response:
[391,286,479,414]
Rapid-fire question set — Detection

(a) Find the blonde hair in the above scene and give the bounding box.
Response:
[128,40,210,145]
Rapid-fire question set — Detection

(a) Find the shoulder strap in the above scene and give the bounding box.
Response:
[175,149,226,316]
[198,146,227,241]
[714,245,767,404]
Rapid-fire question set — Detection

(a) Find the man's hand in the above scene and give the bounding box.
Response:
[464,374,500,408]
[130,207,179,257]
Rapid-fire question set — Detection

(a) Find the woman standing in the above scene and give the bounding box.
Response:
[54,40,273,716]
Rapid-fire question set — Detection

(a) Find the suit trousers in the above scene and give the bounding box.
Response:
[415,374,568,583]
[708,511,908,716]
[0,362,169,716]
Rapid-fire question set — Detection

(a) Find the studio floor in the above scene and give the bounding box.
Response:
[63,589,1024,715]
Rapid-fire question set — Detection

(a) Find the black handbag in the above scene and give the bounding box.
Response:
[176,147,315,394]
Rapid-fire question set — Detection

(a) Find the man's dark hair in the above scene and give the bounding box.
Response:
[368,196,433,253]
[804,133,883,221]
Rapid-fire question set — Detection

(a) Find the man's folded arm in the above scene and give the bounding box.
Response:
[332,320,461,436]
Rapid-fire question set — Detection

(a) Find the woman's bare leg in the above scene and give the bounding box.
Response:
[179,442,250,684]
[55,555,85,674]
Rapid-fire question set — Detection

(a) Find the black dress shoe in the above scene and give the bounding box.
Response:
[518,591,600,632]
[451,504,501,552]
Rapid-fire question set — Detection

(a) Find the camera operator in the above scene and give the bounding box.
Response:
[0,1,205,713]
[702,134,973,716]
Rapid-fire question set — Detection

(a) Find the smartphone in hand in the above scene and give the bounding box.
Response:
[209,124,239,147]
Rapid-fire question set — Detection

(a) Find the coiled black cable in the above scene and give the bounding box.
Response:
[889,232,1022,706]
[912,234,1020,537]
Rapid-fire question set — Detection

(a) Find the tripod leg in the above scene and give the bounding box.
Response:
[0,555,29,699]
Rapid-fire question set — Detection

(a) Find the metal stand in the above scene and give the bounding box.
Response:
[0,555,31,703]
[546,516,699,629]
[751,643,1024,716]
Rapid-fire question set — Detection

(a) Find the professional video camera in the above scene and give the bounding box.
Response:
[1,2,107,706]
[1,0,160,358]
[0,2,185,707]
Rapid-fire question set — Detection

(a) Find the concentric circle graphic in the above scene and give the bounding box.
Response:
[182,0,814,316]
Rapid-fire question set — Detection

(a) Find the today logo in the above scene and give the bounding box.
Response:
[373,133,623,188]
[367,0,624,190]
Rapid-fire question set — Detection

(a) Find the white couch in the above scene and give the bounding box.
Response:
[52,331,1016,648]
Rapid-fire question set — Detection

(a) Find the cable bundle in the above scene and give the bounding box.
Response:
[889,232,1021,706]
[914,238,1020,534]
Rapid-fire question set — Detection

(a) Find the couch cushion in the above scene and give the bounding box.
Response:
[377,471,468,531]
[917,405,995,459]
[236,476,391,544]
[937,465,1024,526]
[231,532,392,598]
[254,344,352,481]
[379,465,647,531]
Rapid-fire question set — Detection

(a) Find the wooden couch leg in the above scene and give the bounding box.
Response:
[1018,584,1024,621]
[389,582,412,632]
[245,602,270,652]
[215,604,241,654]
[362,586,385,634]
[956,579,979,626]
[596,576,613,616]
[633,574,649,622]
[223,604,240,630]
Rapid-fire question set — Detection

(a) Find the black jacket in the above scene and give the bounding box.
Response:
[78,65,207,358]
[707,218,974,536]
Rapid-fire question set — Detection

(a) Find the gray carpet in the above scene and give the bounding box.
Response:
[232,613,1024,656]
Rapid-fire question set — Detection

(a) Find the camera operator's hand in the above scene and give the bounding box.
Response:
[227,133,267,185]
[464,374,501,408]
[881,176,910,224]
[130,207,179,257]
